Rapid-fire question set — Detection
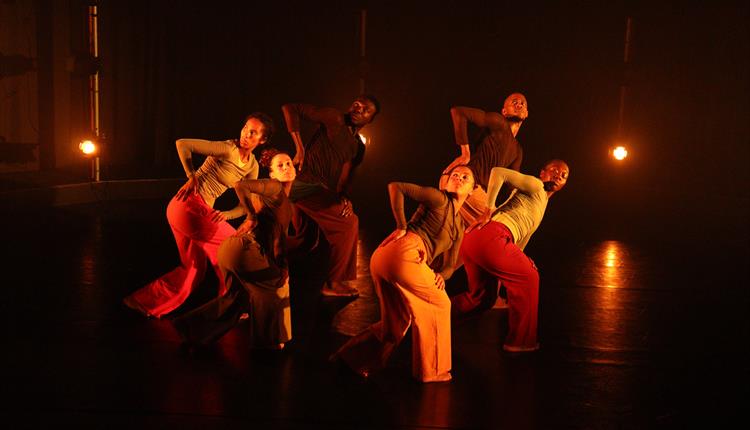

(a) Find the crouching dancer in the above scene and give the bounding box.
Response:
[173,149,296,350]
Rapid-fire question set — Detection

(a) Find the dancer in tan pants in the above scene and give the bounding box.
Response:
[331,165,476,382]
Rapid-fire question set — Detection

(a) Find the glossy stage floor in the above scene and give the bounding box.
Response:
[1,180,747,429]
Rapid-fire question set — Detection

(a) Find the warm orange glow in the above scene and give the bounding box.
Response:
[358,133,369,145]
[612,146,628,160]
[79,140,97,155]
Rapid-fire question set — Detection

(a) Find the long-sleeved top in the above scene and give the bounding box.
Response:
[389,182,463,279]
[451,106,522,199]
[176,139,259,218]
[234,178,293,271]
[486,168,548,251]
[282,103,365,195]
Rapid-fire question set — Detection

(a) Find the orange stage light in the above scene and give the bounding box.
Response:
[612,146,628,160]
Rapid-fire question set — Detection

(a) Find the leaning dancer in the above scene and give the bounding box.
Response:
[123,113,274,318]
[441,93,529,307]
[452,160,569,352]
[443,92,529,225]
[331,166,476,383]
[281,95,379,297]
[173,149,295,349]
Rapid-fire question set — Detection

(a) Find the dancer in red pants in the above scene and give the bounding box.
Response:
[123,113,274,318]
[452,160,569,352]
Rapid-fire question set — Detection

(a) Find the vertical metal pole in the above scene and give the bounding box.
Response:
[88,3,101,181]
[89,4,100,138]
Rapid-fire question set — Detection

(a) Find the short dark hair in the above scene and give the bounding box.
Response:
[245,112,275,143]
[356,94,381,118]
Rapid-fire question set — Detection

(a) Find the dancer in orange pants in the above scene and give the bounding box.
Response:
[332,166,476,382]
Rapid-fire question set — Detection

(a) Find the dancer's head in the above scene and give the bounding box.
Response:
[443,165,476,198]
[260,148,296,183]
[501,93,528,123]
[239,112,275,151]
[347,94,380,127]
[539,159,569,194]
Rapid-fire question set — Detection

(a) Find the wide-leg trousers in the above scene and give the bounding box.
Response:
[337,232,452,382]
[453,221,539,349]
[292,186,358,282]
[173,234,291,347]
[126,193,235,318]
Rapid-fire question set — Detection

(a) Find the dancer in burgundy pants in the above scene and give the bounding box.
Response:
[452,160,569,352]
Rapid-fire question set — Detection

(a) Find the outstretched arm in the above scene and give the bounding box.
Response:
[230,179,284,234]
[486,167,543,212]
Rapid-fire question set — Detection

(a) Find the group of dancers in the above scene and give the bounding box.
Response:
[122,92,570,383]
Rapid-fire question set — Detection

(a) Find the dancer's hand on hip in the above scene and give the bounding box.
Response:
[176,175,198,201]
[234,217,256,236]
[211,210,227,224]
[465,207,492,233]
[340,197,353,217]
[435,273,446,290]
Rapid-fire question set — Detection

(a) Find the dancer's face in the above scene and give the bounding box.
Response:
[348,99,377,126]
[444,166,475,197]
[501,93,528,122]
[268,153,296,183]
[239,118,268,151]
[540,160,569,193]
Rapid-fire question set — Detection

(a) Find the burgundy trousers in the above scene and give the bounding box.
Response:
[293,188,358,282]
[453,221,539,349]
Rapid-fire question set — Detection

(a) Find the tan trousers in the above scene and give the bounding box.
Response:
[338,232,452,382]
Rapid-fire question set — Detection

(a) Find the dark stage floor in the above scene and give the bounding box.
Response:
[1,191,747,429]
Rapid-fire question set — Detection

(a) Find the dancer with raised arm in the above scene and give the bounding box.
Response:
[281,95,379,297]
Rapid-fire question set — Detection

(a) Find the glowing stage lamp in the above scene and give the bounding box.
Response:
[79,139,98,155]
[612,145,628,160]
[78,139,101,181]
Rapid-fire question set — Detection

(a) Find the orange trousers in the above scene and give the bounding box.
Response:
[337,232,452,382]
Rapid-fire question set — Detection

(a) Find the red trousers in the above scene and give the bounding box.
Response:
[126,193,235,318]
[293,188,358,282]
[453,221,539,350]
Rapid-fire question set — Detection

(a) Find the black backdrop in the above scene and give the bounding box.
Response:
[94,1,750,242]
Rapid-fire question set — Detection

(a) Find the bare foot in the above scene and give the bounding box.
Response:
[321,281,359,297]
